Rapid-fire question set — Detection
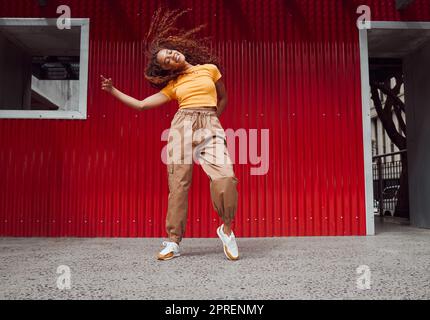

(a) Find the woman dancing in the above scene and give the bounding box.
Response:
[101,7,239,261]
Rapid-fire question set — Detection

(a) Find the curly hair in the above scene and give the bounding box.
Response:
[144,6,222,90]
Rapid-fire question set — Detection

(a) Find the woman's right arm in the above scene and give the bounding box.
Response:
[100,75,171,111]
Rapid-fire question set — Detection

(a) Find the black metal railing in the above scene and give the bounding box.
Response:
[372,150,407,217]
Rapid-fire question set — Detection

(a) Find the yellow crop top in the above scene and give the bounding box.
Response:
[159,64,222,109]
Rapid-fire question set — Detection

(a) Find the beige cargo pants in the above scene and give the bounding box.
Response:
[166,107,239,243]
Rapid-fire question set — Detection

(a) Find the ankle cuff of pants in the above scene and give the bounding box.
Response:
[169,236,181,244]
[210,176,238,224]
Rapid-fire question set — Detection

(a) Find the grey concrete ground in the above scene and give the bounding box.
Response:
[0,221,429,300]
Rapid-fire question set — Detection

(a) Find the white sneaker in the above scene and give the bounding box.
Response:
[217,224,239,260]
[157,241,180,261]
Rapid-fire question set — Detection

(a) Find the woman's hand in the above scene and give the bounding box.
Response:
[100,75,114,94]
[100,75,169,111]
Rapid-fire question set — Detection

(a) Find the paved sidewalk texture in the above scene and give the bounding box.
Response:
[1,221,429,299]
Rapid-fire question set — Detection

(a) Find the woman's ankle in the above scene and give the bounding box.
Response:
[223,224,232,236]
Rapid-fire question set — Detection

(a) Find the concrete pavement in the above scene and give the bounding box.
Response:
[0,221,429,300]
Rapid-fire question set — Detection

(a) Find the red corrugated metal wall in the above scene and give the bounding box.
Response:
[1,0,429,237]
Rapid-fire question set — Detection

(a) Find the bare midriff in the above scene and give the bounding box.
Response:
[180,106,217,111]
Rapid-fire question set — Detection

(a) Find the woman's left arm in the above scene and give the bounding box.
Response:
[215,80,228,117]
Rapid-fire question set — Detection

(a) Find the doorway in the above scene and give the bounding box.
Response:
[359,21,430,235]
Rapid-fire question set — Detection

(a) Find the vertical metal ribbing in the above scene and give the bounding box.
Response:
[0,0,428,237]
